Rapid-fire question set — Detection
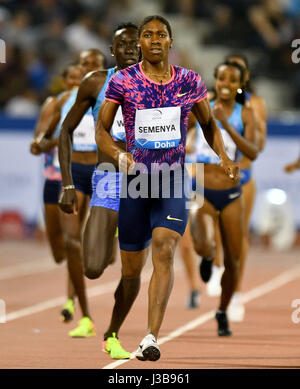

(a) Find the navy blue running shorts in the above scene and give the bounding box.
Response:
[43,179,62,204]
[118,167,191,252]
[71,162,95,197]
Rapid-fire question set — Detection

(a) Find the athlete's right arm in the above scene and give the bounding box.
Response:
[58,79,95,189]
[96,100,134,172]
[284,157,300,173]
[30,96,57,155]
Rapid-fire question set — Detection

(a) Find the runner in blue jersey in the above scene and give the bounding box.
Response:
[188,61,259,336]
[34,48,105,339]
[58,23,140,357]
[202,53,268,322]
[30,64,82,323]
[96,15,238,361]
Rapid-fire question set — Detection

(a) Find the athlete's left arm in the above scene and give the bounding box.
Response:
[192,98,239,181]
[216,105,259,161]
[95,100,134,172]
[249,94,267,151]
[186,113,197,154]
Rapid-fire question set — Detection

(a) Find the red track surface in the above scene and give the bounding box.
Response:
[0,240,300,369]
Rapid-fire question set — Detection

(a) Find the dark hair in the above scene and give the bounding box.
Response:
[225,52,249,70]
[214,61,246,84]
[81,48,105,58]
[138,15,172,38]
[114,22,138,34]
[225,53,255,94]
[214,61,246,104]
[61,62,78,79]
[79,48,106,67]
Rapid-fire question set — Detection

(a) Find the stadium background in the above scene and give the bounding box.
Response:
[0,0,300,249]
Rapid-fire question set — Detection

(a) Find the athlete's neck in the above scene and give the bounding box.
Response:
[141,60,172,82]
[215,97,236,110]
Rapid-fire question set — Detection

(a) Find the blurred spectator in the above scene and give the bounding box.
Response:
[24,52,50,99]
[64,12,110,60]
[26,0,62,26]
[0,0,298,111]
[162,0,217,19]
[37,18,71,73]
[248,0,293,50]
[4,87,40,117]
[0,45,28,109]
[3,10,37,50]
[248,0,295,78]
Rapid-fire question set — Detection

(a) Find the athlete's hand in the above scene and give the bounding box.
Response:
[220,156,239,182]
[213,103,227,124]
[119,152,135,174]
[284,162,298,173]
[30,140,42,155]
[58,189,78,215]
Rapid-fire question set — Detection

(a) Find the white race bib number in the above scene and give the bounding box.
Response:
[135,106,181,149]
[220,129,237,161]
[73,111,97,152]
[53,147,60,170]
[110,106,125,142]
[196,128,237,163]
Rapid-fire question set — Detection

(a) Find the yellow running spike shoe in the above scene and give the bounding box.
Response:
[61,299,75,322]
[69,317,96,338]
[102,333,130,359]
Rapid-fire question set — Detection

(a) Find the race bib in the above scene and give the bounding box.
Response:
[196,128,237,163]
[135,106,181,149]
[73,111,97,152]
[220,129,237,161]
[52,146,60,170]
[110,106,125,142]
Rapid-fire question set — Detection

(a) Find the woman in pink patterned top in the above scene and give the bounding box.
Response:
[96,15,238,361]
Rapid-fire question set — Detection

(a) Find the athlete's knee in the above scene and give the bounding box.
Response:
[193,238,215,258]
[84,264,104,280]
[109,254,117,265]
[121,257,144,278]
[122,265,142,279]
[52,250,66,264]
[65,233,81,254]
[180,242,194,258]
[84,255,108,279]
[152,235,179,267]
[83,248,111,279]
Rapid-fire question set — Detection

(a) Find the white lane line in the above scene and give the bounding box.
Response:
[102,264,300,369]
[0,259,57,280]
[4,264,182,322]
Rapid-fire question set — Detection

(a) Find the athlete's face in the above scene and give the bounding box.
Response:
[64,65,82,90]
[79,52,105,75]
[111,28,139,69]
[139,20,173,64]
[215,65,243,101]
[227,56,250,85]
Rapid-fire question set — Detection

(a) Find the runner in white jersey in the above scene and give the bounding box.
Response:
[58,23,140,357]
[33,49,106,338]
[188,61,259,337]
[29,64,82,322]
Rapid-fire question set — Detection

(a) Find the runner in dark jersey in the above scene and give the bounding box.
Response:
[96,15,238,361]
